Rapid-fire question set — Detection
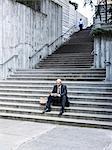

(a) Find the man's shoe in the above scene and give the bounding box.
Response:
[58,111,63,117]
[42,108,51,114]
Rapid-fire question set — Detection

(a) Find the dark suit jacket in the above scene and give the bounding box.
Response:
[52,84,69,107]
[52,84,67,97]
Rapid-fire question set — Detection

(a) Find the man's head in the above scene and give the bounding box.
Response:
[56,79,62,87]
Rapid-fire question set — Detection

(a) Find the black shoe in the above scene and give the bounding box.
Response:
[58,111,63,117]
[42,108,51,113]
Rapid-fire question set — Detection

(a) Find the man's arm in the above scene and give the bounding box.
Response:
[52,85,57,93]
[50,85,61,97]
[60,85,67,97]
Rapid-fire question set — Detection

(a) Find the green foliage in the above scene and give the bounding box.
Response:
[91,28,112,37]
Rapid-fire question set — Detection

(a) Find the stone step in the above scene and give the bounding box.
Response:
[37,66,92,69]
[69,95,112,102]
[38,65,93,68]
[0,103,112,115]
[38,64,92,69]
[0,94,111,103]
[42,54,93,57]
[45,58,93,62]
[50,52,92,55]
[0,80,111,87]
[0,84,111,92]
[0,95,111,104]
[39,62,93,65]
[0,98,112,109]
[15,70,105,74]
[41,57,93,60]
[54,45,92,52]
[41,61,93,63]
[0,88,111,96]
[70,101,112,108]
[41,57,93,59]
[14,73,106,76]
[0,92,111,103]
[42,57,93,60]
[49,53,92,57]
[10,74,106,78]
[38,64,92,67]
[0,107,111,122]
[16,68,106,71]
[7,77,105,81]
[0,112,111,129]
[38,62,92,64]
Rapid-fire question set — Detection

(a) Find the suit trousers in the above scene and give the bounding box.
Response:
[46,95,67,112]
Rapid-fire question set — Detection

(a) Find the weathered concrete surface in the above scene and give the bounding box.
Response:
[0,119,56,150]
[0,119,112,150]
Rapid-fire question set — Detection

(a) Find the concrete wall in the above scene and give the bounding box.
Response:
[0,0,47,69]
[93,24,112,81]
[0,0,88,79]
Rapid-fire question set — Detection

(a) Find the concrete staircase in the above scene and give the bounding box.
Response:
[0,28,112,129]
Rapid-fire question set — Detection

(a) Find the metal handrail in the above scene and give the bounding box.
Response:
[0,54,18,66]
[29,44,49,59]
[29,24,76,60]
[48,24,76,47]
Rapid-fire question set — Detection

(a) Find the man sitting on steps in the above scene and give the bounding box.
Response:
[42,79,69,116]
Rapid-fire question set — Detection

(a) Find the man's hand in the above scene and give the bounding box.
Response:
[57,94,61,97]
[48,91,51,96]
[51,93,61,97]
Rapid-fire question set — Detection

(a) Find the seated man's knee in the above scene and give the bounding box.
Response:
[62,95,66,100]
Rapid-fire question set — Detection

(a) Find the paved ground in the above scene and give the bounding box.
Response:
[0,119,112,150]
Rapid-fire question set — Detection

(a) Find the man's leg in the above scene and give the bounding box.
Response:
[43,96,53,112]
[59,95,66,116]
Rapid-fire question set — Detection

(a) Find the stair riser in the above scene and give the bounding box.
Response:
[0,86,111,92]
[39,64,93,66]
[48,56,93,59]
[0,105,112,115]
[14,71,105,74]
[10,74,106,78]
[70,103,112,109]
[0,101,112,109]
[38,65,92,67]
[0,94,38,99]
[16,68,106,71]
[0,94,111,102]
[54,49,92,53]
[0,115,111,130]
[0,110,111,122]
[0,97,112,103]
[1,82,111,87]
[41,58,93,60]
[7,78,105,81]
[0,90,111,97]
[41,58,93,61]
[38,62,93,64]
[46,59,93,61]
[70,93,112,97]
[70,98,112,103]
[0,99,38,104]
